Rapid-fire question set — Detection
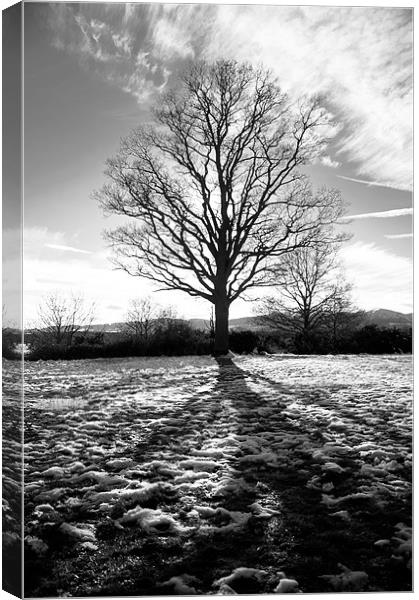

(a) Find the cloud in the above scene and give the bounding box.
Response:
[44,243,92,254]
[339,242,412,312]
[204,6,412,191]
[21,227,211,326]
[45,5,412,190]
[343,208,412,220]
[106,304,123,311]
[152,16,194,61]
[320,156,341,169]
[336,175,405,189]
[24,227,90,254]
[8,226,413,325]
[384,233,412,240]
[47,4,173,105]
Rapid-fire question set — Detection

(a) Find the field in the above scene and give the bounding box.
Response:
[19,354,412,596]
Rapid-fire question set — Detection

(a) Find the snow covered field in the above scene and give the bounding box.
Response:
[21,354,412,595]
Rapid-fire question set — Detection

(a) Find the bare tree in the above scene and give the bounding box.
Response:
[156,305,178,326]
[34,293,95,347]
[323,281,365,352]
[258,243,350,351]
[96,60,345,354]
[122,297,179,345]
[122,296,158,344]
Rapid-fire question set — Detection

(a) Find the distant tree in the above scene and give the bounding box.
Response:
[122,297,179,345]
[2,304,20,358]
[323,280,364,352]
[33,293,95,347]
[258,243,352,352]
[155,305,179,330]
[96,59,345,355]
[122,296,158,344]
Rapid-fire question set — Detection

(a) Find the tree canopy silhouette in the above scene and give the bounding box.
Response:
[97,60,345,354]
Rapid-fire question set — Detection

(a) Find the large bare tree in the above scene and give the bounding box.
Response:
[96,60,345,354]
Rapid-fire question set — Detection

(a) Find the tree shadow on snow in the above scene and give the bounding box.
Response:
[206,356,411,594]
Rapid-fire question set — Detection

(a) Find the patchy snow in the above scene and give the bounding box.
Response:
[319,564,369,592]
[25,535,49,556]
[274,576,300,593]
[22,354,412,596]
[158,574,199,594]
[118,507,188,535]
[41,466,66,479]
[59,522,96,543]
[215,567,268,589]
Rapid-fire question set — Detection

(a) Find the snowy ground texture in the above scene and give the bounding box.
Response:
[23,354,412,596]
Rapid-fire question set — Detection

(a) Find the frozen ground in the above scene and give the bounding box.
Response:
[21,354,412,595]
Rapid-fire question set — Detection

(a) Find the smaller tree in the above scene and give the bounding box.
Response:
[122,297,179,345]
[2,304,20,358]
[122,297,158,345]
[257,243,352,352]
[33,293,95,348]
[323,280,364,352]
[155,305,178,330]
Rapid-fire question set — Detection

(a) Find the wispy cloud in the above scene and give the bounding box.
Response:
[343,208,412,220]
[336,175,404,189]
[21,227,210,326]
[339,242,412,312]
[23,227,92,256]
[384,233,412,240]
[46,3,200,105]
[44,243,92,255]
[46,5,412,191]
[206,6,412,191]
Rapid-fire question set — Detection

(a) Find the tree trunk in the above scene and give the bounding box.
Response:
[214,189,229,355]
[214,298,229,356]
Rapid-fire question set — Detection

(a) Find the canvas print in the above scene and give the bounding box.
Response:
[2,2,413,597]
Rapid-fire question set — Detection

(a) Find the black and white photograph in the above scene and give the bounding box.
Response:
[2,2,413,597]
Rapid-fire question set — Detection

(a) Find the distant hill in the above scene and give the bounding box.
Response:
[188,318,211,331]
[191,310,412,332]
[89,322,123,332]
[362,309,412,330]
[189,317,261,331]
[57,309,412,334]
[88,317,262,333]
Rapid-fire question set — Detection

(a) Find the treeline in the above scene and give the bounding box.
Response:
[3,321,412,361]
[253,324,412,355]
[2,293,411,361]
[24,319,213,361]
[2,328,21,360]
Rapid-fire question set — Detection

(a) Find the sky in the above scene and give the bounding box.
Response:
[2,2,413,326]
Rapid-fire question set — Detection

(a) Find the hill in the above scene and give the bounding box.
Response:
[363,309,412,331]
[44,309,411,334]
[190,310,412,332]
